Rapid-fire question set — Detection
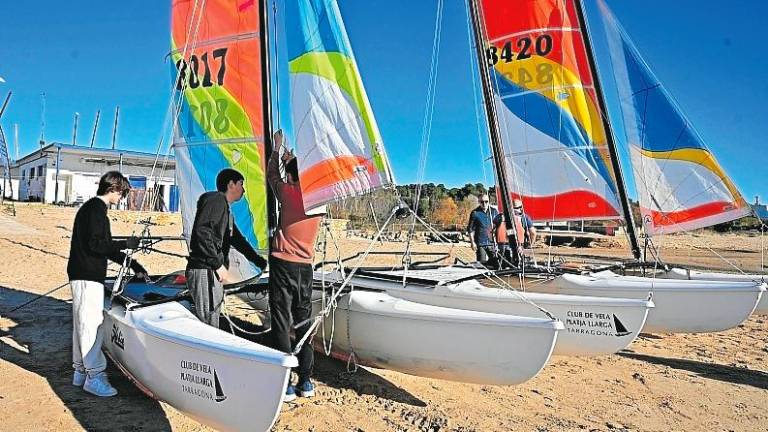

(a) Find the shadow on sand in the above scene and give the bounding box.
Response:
[618,351,768,390]
[0,285,174,432]
[0,237,69,260]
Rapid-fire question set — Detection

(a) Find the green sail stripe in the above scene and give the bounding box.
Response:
[289,51,386,172]
[172,51,268,248]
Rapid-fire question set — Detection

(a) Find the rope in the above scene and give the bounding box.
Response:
[220,293,271,336]
[291,206,399,356]
[408,209,556,320]
[464,2,489,186]
[6,282,70,313]
[113,0,209,285]
[404,0,445,274]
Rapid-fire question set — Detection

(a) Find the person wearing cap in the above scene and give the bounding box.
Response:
[67,171,147,397]
[467,193,498,264]
[494,199,536,264]
[267,129,325,402]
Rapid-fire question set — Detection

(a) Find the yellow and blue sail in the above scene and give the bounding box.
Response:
[171,0,268,281]
[286,0,394,211]
[479,0,621,222]
[596,0,750,235]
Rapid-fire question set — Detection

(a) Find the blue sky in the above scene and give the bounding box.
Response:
[0,0,765,201]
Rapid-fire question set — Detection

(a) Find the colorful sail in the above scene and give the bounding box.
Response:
[171,0,268,281]
[477,0,621,222]
[285,0,395,211]
[595,0,750,235]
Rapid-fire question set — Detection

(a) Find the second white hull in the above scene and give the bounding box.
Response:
[312,290,562,385]
[319,270,653,357]
[550,271,765,333]
[662,267,768,315]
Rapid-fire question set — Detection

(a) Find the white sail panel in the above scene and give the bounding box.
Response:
[596,0,750,235]
[286,0,394,211]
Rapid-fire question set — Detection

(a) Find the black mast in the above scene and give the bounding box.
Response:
[259,0,277,233]
[574,0,642,260]
[466,0,521,267]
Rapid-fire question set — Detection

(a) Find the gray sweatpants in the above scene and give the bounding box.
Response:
[186,268,223,328]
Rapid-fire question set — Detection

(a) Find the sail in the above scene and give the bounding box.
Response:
[595,0,750,235]
[171,0,268,281]
[285,0,395,211]
[477,0,621,222]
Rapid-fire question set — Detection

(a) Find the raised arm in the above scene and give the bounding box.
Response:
[268,130,287,200]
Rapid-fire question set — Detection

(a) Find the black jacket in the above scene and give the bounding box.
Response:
[186,191,267,271]
[67,197,146,283]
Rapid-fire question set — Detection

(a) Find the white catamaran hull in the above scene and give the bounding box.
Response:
[317,270,652,357]
[312,290,562,385]
[662,268,768,315]
[103,301,297,432]
[543,271,765,333]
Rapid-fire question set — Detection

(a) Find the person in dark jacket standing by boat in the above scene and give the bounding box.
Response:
[268,130,324,402]
[467,193,498,264]
[68,171,147,397]
[186,168,267,329]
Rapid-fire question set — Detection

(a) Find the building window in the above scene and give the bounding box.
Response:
[30,167,35,179]
[21,170,25,180]
[37,165,44,177]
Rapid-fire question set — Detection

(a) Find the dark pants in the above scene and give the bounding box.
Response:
[268,255,314,383]
[476,245,495,264]
[187,268,223,328]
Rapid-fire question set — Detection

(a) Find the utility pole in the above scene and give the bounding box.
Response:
[39,92,46,149]
[54,144,61,204]
[72,112,80,146]
[14,123,19,161]
[89,110,101,148]
[111,106,120,149]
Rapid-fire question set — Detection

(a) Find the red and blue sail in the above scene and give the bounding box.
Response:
[595,0,750,235]
[478,0,621,222]
[285,0,394,211]
[171,0,268,281]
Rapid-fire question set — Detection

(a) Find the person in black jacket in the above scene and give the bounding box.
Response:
[186,168,267,328]
[67,171,147,397]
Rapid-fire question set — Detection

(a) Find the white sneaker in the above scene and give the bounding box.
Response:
[72,370,86,387]
[83,373,118,397]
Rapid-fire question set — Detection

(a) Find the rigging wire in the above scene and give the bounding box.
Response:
[403,0,445,280]
[409,0,445,218]
[111,0,274,299]
[464,1,489,186]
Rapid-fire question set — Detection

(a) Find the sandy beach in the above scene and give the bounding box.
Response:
[1,204,766,432]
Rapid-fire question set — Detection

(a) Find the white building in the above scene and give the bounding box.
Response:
[8,143,178,211]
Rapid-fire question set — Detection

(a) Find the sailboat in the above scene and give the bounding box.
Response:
[106,2,565,416]
[310,0,655,359]
[475,0,765,332]
[588,0,768,315]
[283,0,562,384]
[102,1,296,431]
[318,0,763,338]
